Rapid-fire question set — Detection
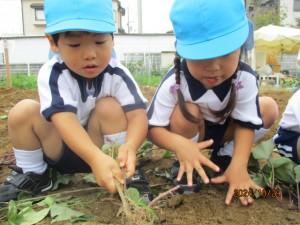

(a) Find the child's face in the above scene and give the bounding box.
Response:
[47,31,114,79]
[186,49,240,89]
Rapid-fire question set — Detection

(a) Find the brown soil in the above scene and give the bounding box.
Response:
[0,86,299,225]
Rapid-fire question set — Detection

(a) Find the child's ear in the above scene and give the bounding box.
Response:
[46,34,59,53]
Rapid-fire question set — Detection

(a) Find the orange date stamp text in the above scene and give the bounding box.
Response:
[233,188,281,198]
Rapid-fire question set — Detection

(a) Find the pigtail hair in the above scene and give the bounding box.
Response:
[174,52,200,123]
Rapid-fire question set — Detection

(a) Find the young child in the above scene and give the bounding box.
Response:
[273,88,300,164]
[147,0,279,206]
[0,0,149,202]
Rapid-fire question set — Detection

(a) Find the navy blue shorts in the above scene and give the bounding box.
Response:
[43,142,91,174]
[204,119,230,151]
[273,127,299,164]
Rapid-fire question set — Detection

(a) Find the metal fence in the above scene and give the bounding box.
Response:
[0,52,167,77]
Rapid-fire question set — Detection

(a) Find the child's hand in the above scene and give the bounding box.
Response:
[211,163,262,206]
[90,151,124,193]
[176,139,220,186]
[117,143,137,178]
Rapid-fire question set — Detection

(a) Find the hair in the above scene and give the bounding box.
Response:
[50,32,114,45]
[173,52,238,123]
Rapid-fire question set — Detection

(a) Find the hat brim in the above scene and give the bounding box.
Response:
[176,21,249,60]
[45,19,116,34]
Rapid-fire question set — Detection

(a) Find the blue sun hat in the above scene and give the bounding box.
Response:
[44,0,116,34]
[170,0,249,60]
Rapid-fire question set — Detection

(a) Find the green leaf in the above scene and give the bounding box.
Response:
[101,143,117,159]
[126,187,140,202]
[0,114,8,119]
[19,207,50,225]
[83,173,96,184]
[294,165,300,183]
[133,201,158,223]
[37,196,56,207]
[68,215,94,223]
[252,138,274,160]
[248,153,261,172]
[269,157,296,184]
[6,200,24,224]
[163,150,174,158]
[50,203,84,223]
[101,144,112,154]
[52,174,75,191]
[251,173,267,189]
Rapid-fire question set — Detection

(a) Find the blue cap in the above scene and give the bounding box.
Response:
[170,0,249,60]
[44,0,116,34]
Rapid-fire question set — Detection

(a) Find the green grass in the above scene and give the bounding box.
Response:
[0,73,162,89]
[133,74,162,87]
[0,74,37,90]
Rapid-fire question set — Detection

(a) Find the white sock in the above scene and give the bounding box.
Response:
[103,131,127,145]
[191,133,199,142]
[14,148,47,174]
[219,128,270,156]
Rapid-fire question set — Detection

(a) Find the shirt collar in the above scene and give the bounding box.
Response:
[182,60,235,102]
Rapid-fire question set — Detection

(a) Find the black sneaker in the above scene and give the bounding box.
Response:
[126,169,154,204]
[0,166,53,202]
[170,161,201,194]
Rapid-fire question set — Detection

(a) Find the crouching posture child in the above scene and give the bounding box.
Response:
[0,0,150,202]
[273,88,300,164]
[147,0,279,206]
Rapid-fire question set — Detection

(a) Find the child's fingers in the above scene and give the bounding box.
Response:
[194,165,209,184]
[210,174,226,184]
[225,189,234,205]
[117,148,128,168]
[176,164,186,182]
[200,156,220,172]
[197,139,214,150]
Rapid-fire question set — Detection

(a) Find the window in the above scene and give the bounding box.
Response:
[30,3,45,21]
[294,0,300,11]
[35,8,45,21]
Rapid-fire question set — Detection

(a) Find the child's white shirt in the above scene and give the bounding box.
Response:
[279,89,300,133]
[38,54,147,125]
[148,60,263,129]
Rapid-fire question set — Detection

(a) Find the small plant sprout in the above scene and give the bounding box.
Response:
[100,141,158,225]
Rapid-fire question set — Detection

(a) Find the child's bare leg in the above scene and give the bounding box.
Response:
[259,96,279,129]
[169,103,204,141]
[87,97,127,147]
[220,96,279,156]
[0,99,61,201]
[8,99,63,167]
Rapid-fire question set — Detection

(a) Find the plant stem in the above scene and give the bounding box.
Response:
[115,179,132,217]
[148,185,180,207]
[0,186,106,205]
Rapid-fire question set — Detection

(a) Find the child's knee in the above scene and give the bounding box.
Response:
[170,103,199,137]
[8,99,40,128]
[90,97,127,133]
[94,97,124,118]
[259,96,279,129]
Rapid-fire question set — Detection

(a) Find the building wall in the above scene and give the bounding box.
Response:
[21,0,45,36]
[0,34,175,64]
[21,0,125,36]
[0,34,176,76]
[2,33,297,76]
